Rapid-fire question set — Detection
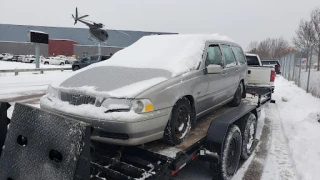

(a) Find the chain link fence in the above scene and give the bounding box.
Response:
[280,50,320,98]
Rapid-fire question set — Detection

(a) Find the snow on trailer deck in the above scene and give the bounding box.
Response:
[140,95,260,158]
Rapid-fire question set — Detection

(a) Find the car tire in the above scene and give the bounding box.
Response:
[60,62,65,66]
[72,66,80,71]
[210,125,242,180]
[44,62,49,65]
[240,113,257,160]
[30,60,34,63]
[163,97,192,146]
[229,83,243,107]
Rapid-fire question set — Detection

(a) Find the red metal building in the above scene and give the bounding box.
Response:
[48,39,78,56]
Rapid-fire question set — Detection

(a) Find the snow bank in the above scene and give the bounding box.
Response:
[0,61,71,70]
[273,76,320,180]
[86,34,233,77]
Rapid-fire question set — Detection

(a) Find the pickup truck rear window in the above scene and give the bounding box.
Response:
[261,61,279,65]
[246,55,260,66]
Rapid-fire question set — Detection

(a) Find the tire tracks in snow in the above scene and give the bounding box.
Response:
[260,104,298,180]
[242,104,298,180]
[242,111,272,180]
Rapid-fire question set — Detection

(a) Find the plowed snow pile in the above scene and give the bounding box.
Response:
[273,76,320,180]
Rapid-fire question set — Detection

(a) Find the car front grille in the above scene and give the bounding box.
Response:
[60,92,96,106]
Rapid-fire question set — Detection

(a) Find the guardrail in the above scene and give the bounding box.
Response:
[0,68,72,76]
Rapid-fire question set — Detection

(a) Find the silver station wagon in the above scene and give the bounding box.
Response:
[40,34,247,146]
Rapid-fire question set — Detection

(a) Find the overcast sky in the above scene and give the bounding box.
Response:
[0,0,319,49]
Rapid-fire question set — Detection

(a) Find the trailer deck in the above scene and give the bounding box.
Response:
[0,87,273,180]
[140,94,260,158]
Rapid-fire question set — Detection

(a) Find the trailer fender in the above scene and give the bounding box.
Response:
[205,103,256,160]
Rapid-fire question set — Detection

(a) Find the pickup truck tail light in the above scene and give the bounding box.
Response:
[278,66,280,71]
[270,70,276,82]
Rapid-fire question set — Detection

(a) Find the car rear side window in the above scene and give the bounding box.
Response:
[221,45,237,67]
[232,46,246,65]
[205,45,223,66]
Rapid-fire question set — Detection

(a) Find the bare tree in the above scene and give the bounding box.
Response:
[247,37,292,59]
[292,19,316,71]
[311,8,320,71]
[247,41,259,53]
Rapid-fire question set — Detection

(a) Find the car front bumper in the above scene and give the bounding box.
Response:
[40,96,172,145]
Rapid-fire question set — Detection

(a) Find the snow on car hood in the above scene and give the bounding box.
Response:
[84,34,233,77]
[54,66,170,98]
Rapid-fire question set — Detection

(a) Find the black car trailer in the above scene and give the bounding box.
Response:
[0,86,274,180]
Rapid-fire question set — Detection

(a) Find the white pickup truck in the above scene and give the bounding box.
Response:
[42,57,66,65]
[246,53,276,88]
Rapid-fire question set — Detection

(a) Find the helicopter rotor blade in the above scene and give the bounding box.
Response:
[77,15,89,20]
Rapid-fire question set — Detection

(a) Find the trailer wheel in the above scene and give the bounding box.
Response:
[240,113,257,160]
[163,97,192,146]
[210,125,242,180]
[229,83,242,107]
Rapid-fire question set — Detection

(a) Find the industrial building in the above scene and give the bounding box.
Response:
[0,24,174,59]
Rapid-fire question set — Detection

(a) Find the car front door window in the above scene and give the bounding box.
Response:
[205,45,223,67]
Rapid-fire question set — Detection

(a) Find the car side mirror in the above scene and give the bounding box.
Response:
[207,64,223,74]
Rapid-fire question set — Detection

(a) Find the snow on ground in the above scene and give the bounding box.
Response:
[0,61,72,98]
[291,68,320,98]
[0,61,71,70]
[262,76,320,180]
[0,71,72,98]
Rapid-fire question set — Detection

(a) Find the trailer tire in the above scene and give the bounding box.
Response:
[163,97,192,146]
[240,113,257,160]
[229,83,242,107]
[210,125,242,180]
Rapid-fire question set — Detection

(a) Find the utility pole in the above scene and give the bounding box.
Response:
[307,47,313,93]
[35,43,40,68]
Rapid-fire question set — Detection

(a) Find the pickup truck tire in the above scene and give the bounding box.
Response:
[163,97,192,146]
[60,62,65,66]
[229,84,242,107]
[240,113,257,160]
[72,66,80,71]
[30,60,34,63]
[210,125,242,180]
[44,62,49,65]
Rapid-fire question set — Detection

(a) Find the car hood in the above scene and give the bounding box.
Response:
[56,66,171,98]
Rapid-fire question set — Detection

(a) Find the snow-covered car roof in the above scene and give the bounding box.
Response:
[86,34,234,77]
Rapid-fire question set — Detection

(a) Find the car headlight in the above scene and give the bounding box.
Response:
[132,99,154,113]
[101,98,131,110]
[46,86,60,98]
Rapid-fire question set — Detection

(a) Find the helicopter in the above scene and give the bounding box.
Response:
[72,7,109,42]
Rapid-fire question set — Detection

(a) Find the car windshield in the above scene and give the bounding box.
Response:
[246,55,260,66]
